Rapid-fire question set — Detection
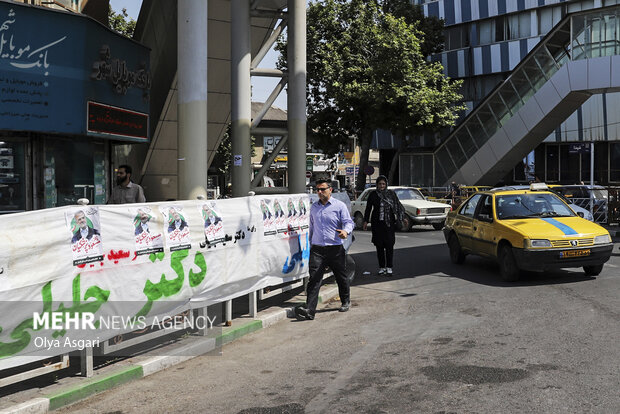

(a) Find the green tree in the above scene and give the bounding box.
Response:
[212,125,256,185]
[109,6,136,38]
[277,0,464,190]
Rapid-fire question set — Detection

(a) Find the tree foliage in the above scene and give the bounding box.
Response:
[109,7,136,38]
[212,126,256,180]
[277,0,465,190]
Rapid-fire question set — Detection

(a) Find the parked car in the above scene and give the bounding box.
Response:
[351,186,451,231]
[494,185,594,221]
[443,183,613,281]
[548,184,608,222]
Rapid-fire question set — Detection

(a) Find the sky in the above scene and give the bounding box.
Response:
[109,0,287,109]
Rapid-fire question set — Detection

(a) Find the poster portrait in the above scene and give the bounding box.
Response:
[298,198,309,231]
[273,198,288,235]
[261,199,277,237]
[199,202,226,247]
[160,205,191,251]
[131,206,164,256]
[66,207,103,266]
[285,197,298,229]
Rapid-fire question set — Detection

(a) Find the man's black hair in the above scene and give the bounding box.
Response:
[315,179,331,187]
[119,164,132,175]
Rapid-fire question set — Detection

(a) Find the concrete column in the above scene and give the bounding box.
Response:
[231,0,252,197]
[177,0,208,200]
[287,0,307,194]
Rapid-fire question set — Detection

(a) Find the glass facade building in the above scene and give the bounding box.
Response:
[400,0,620,186]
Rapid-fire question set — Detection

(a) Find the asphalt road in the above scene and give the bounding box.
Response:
[59,227,620,413]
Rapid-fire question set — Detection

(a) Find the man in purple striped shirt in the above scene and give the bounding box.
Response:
[295,179,355,321]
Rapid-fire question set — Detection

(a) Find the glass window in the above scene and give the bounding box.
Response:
[446,136,467,168]
[475,195,493,219]
[0,139,27,214]
[495,16,506,42]
[394,188,425,201]
[539,8,554,34]
[455,128,478,158]
[44,138,105,207]
[610,143,620,182]
[546,144,559,182]
[495,193,575,219]
[560,145,580,184]
[436,146,457,182]
[479,20,494,45]
[445,26,469,50]
[459,194,482,217]
[519,12,531,38]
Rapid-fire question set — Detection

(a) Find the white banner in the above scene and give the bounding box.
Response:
[0,194,314,365]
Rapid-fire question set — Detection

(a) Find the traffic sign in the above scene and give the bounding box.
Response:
[364,165,375,175]
[306,156,314,171]
[306,171,312,178]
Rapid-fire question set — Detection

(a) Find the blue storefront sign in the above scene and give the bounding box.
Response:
[0,1,150,141]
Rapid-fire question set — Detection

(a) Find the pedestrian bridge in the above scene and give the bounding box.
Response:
[429,6,620,186]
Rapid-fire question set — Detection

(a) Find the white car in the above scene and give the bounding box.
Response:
[351,186,451,231]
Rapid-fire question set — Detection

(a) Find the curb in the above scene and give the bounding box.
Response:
[1,286,340,413]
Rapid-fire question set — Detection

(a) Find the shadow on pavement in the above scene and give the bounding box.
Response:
[348,243,597,289]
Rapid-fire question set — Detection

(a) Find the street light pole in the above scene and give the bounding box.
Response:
[590,141,594,219]
[352,136,357,187]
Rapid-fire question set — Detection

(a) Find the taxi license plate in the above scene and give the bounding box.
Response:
[560,249,591,258]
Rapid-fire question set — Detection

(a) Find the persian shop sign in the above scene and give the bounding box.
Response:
[0,3,149,141]
[88,101,148,140]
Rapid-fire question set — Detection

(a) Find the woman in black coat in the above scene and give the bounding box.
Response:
[362,176,405,276]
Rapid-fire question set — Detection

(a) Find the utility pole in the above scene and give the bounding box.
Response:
[177,0,208,200]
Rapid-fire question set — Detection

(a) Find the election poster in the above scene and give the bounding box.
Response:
[66,207,103,266]
[260,199,277,237]
[160,205,191,251]
[131,206,164,256]
[199,202,226,248]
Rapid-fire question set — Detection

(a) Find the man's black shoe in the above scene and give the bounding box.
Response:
[339,302,350,312]
[295,306,314,320]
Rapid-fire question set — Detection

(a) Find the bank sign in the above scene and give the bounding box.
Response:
[0,1,150,142]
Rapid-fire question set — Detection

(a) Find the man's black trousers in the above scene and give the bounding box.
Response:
[306,244,349,316]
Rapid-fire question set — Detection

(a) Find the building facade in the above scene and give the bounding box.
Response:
[0,0,150,213]
[400,0,620,186]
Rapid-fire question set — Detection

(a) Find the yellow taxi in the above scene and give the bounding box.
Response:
[443,183,613,281]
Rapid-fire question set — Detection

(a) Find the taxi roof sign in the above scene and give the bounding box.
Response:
[529,183,549,191]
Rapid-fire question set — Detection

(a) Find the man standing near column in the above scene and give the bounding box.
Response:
[109,165,146,204]
[295,179,354,321]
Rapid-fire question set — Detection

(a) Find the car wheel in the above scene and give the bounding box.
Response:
[499,244,520,282]
[400,215,412,232]
[448,234,466,264]
[354,212,364,230]
[432,222,444,231]
[583,264,603,276]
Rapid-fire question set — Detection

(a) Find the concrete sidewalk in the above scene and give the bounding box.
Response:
[0,284,341,414]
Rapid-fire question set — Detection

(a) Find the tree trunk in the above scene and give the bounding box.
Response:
[356,129,373,192]
[388,147,402,185]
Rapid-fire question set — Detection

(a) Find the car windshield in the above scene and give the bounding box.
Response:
[394,188,425,200]
[495,193,576,219]
[592,189,608,199]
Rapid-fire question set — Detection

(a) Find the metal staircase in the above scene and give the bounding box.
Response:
[434,5,620,186]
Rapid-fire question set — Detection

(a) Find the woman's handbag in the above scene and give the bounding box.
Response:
[394,217,403,231]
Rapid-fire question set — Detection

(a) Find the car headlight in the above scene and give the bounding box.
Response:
[525,239,552,248]
[594,234,611,244]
